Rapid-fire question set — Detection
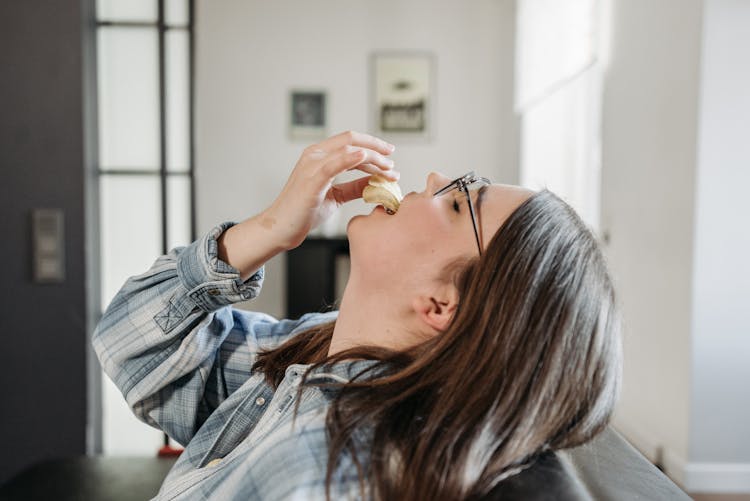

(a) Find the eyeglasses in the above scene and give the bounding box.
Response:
[433,171,492,255]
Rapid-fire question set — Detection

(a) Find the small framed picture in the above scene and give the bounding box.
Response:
[371,52,434,139]
[289,90,327,140]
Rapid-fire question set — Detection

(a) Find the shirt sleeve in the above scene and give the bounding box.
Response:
[92,221,333,446]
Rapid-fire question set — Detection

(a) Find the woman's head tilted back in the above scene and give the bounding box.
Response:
[416,185,623,495]
[255,174,622,500]
[339,172,535,353]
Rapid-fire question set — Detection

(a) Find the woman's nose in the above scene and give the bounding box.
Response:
[425,172,452,194]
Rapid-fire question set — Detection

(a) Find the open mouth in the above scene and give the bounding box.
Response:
[372,204,395,215]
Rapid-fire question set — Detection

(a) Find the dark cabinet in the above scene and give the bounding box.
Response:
[285,237,350,319]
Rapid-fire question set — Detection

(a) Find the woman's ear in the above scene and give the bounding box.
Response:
[412,285,459,333]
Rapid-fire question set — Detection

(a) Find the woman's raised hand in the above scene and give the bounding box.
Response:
[264,130,398,249]
[217,131,397,281]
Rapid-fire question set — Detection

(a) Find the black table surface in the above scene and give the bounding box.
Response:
[0,456,178,501]
[0,428,690,500]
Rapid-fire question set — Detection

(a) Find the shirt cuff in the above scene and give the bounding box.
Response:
[176,221,264,312]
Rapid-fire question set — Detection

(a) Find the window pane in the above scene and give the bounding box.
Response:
[515,0,597,110]
[97,0,157,22]
[99,175,162,308]
[102,371,163,455]
[167,175,192,249]
[98,27,160,170]
[165,0,189,26]
[520,68,601,229]
[166,30,190,172]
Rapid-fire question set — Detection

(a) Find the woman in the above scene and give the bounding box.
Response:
[93,131,622,500]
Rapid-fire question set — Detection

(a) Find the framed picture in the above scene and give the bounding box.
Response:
[289,90,327,140]
[371,52,434,139]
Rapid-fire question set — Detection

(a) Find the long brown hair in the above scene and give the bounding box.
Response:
[253,189,622,500]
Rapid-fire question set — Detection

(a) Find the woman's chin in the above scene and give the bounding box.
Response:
[346,206,394,254]
[345,215,365,242]
[346,207,380,232]
[346,214,363,232]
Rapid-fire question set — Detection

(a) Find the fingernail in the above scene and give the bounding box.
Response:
[388,143,396,152]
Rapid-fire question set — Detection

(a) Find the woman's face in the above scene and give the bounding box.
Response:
[347,172,533,290]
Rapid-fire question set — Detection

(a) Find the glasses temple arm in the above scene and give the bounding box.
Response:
[465,190,482,255]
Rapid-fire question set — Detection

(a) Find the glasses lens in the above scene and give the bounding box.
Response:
[432,172,490,255]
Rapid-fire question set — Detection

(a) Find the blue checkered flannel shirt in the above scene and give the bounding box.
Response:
[92,222,378,500]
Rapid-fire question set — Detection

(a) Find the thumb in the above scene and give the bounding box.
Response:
[328,175,372,205]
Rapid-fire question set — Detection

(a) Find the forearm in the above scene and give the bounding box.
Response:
[217,211,289,282]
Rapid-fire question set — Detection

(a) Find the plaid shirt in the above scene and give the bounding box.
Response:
[92,222,377,500]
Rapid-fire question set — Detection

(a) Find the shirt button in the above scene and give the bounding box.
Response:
[255,397,266,406]
[206,458,222,467]
[207,289,220,296]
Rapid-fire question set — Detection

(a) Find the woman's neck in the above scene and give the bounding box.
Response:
[328,276,412,357]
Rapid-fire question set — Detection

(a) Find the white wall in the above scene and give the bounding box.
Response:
[600,0,703,478]
[194,0,750,492]
[690,0,750,475]
[602,0,750,492]
[194,0,519,318]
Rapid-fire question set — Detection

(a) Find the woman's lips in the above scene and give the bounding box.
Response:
[371,204,396,215]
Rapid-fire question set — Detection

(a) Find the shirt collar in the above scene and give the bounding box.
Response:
[282,359,384,405]
[290,358,382,384]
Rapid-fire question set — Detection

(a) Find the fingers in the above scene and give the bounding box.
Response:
[359,162,400,179]
[352,162,400,180]
[323,146,399,180]
[320,130,395,157]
